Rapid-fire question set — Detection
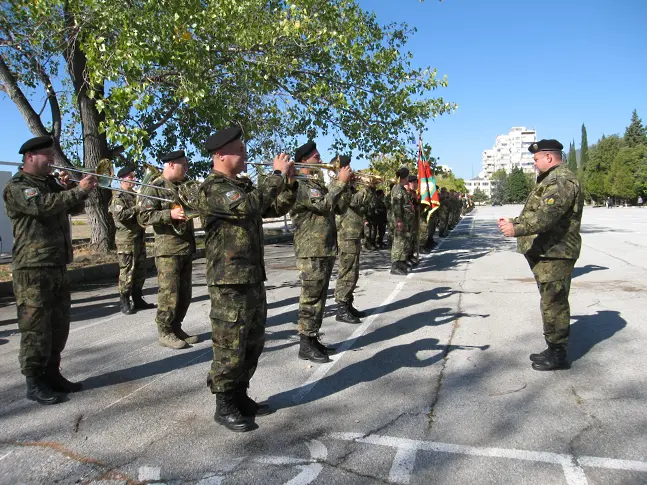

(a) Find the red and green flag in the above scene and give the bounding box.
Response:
[417,137,440,222]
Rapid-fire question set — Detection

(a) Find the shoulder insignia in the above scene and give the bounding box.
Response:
[546,198,555,205]
[226,190,242,202]
[23,187,39,200]
[114,204,123,212]
[309,188,322,198]
[142,199,155,210]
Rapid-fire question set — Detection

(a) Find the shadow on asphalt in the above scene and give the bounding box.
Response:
[572,264,609,279]
[569,310,627,363]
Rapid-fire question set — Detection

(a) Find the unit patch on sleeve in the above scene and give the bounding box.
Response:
[23,188,39,200]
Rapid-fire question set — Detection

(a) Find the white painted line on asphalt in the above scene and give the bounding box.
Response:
[0,450,13,461]
[138,466,161,481]
[306,439,328,461]
[332,432,647,484]
[94,349,211,415]
[283,464,323,485]
[291,280,406,404]
[389,447,418,484]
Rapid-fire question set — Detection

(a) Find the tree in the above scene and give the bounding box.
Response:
[1,0,455,250]
[609,145,647,202]
[580,124,589,173]
[567,140,578,172]
[584,135,621,203]
[506,166,530,203]
[471,187,488,205]
[490,169,508,205]
[624,110,647,148]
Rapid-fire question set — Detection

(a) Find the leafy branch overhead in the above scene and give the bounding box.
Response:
[1,0,454,174]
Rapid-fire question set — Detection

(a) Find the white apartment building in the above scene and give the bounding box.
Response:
[481,126,536,179]
[464,178,495,197]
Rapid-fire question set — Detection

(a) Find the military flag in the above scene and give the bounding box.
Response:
[417,137,440,222]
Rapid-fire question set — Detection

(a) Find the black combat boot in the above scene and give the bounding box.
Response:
[26,376,61,405]
[348,302,367,318]
[120,294,134,315]
[234,385,273,417]
[44,367,83,393]
[529,347,551,362]
[214,391,256,432]
[132,289,155,310]
[390,262,407,275]
[531,344,570,371]
[313,334,336,355]
[336,303,361,324]
[298,335,331,363]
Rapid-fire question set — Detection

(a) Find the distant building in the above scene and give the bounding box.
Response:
[481,126,536,179]
[464,178,495,197]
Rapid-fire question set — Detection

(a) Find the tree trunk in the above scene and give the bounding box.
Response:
[66,10,115,251]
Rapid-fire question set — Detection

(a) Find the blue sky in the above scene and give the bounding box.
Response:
[1,0,646,179]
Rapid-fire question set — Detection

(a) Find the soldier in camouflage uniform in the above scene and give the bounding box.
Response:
[109,165,155,315]
[363,184,378,251]
[138,150,197,350]
[437,187,450,237]
[498,139,583,371]
[3,136,98,405]
[406,175,420,266]
[290,141,352,363]
[198,127,296,432]
[333,156,371,324]
[374,189,388,248]
[390,167,411,275]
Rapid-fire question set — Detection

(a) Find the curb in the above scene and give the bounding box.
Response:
[0,232,293,298]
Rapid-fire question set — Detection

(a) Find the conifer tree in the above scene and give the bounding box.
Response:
[624,110,647,148]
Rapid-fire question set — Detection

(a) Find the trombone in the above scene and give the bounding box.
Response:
[249,163,316,181]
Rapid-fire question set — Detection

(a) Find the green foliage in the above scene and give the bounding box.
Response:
[490,171,507,205]
[567,140,577,172]
[436,171,466,193]
[506,167,531,203]
[471,187,488,204]
[623,110,647,148]
[1,0,456,176]
[580,124,589,172]
[584,135,621,203]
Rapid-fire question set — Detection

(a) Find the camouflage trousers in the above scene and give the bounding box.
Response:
[391,228,410,262]
[437,208,449,236]
[117,240,147,296]
[155,254,192,335]
[426,212,438,244]
[297,256,336,337]
[207,283,266,393]
[526,256,576,346]
[13,267,71,377]
[334,247,360,304]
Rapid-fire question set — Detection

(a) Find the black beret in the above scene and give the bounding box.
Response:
[117,164,136,178]
[206,127,242,153]
[395,166,410,179]
[18,136,54,155]
[335,155,351,168]
[528,139,563,154]
[408,175,418,183]
[160,150,186,162]
[294,140,317,163]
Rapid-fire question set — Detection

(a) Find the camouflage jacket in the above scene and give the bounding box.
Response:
[374,197,387,223]
[198,171,286,285]
[109,190,145,249]
[335,185,370,252]
[289,178,348,258]
[406,190,419,232]
[137,176,195,257]
[3,170,88,269]
[390,184,408,226]
[513,164,583,260]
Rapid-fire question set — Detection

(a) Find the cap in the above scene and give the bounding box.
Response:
[408,175,418,183]
[206,127,242,153]
[19,136,54,155]
[395,166,410,179]
[117,165,136,178]
[528,139,564,154]
[160,150,186,162]
[294,140,317,163]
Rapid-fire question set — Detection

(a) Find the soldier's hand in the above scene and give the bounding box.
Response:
[171,206,187,220]
[498,219,515,237]
[338,166,352,183]
[286,162,297,179]
[396,220,404,232]
[272,153,290,174]
[78,174,98,192]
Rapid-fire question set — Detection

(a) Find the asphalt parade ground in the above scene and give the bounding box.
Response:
[0,205,646,485]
